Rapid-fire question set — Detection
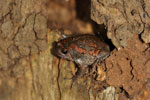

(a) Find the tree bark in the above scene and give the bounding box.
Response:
[3,0,150,100]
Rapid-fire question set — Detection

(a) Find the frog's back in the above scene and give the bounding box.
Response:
[65,34,110,65]
[69,35,109,55]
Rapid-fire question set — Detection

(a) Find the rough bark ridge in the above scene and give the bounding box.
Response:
[0,0,47,70]
[0,0,48,100]
[91,0,150,48]
[91,0,150,99]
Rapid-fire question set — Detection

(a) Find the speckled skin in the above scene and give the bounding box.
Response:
[55,34,110,67]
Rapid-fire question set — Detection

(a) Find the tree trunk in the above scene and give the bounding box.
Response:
[1,0,150,100]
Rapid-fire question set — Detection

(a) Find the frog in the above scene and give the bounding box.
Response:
[54,34,110,86]
[55,34,110,67]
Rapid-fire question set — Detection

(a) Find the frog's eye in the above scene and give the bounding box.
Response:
[61,48,68,54]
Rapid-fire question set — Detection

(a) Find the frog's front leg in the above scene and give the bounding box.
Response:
[69,65,88,88]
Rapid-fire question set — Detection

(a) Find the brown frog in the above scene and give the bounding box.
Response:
[54,34,110,87]
[55,34,110,67]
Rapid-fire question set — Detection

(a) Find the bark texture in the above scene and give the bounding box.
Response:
[91,0,150,99]
[1,0,150,100]
[91,0,150,48]
[0,0,116,100]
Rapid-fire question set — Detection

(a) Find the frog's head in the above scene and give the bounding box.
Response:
[54,38,73,61]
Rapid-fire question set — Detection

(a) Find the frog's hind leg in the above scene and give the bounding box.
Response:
[90,59,99,74]
[86,59,100,80]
